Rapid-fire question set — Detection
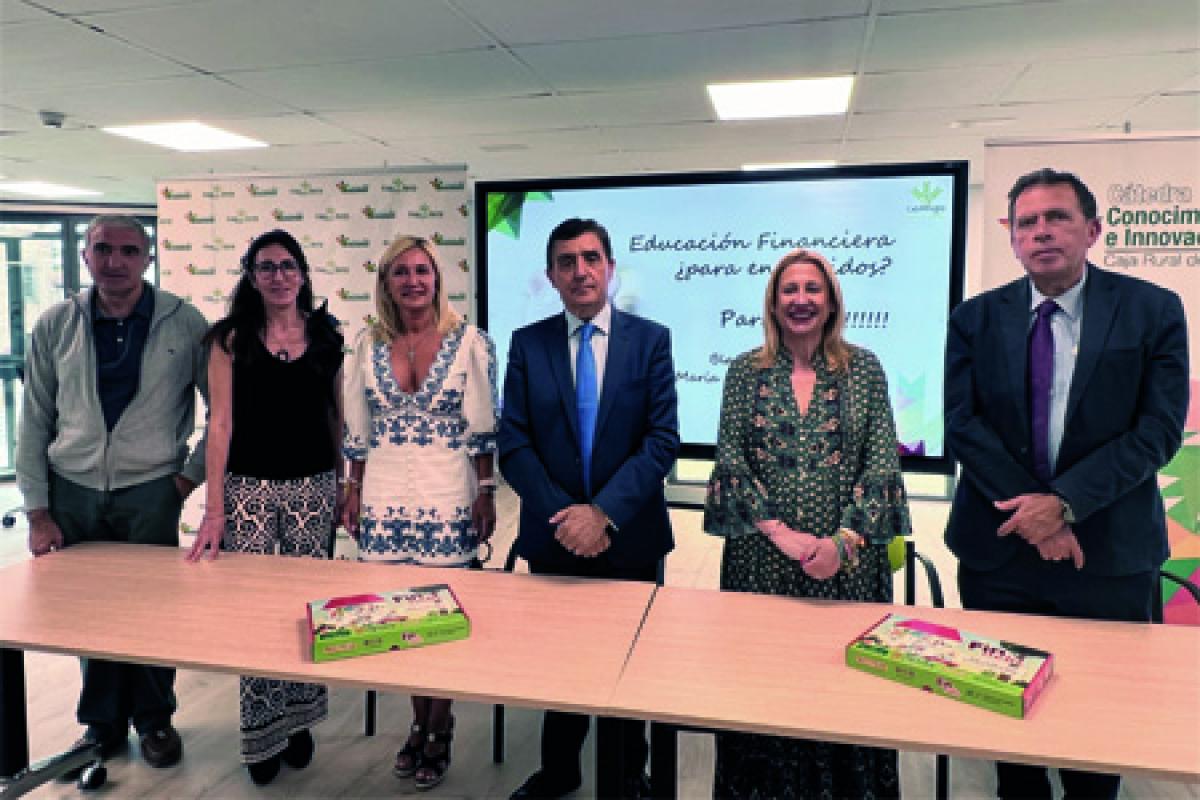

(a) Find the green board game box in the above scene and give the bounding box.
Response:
[846,613,1054,719]
[308,584,470,663]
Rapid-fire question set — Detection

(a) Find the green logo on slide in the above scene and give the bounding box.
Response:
[908,181,947,216]
[912,182,942,205]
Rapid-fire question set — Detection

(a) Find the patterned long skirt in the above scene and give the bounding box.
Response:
[222,471,336,764]
[714,535,900,800]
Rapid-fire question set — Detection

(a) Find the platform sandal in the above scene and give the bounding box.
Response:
[393,722,425,778]
[413,716,454,791]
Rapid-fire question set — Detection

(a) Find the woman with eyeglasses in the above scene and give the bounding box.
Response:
[342,235,498,791]
[186,229,344,786]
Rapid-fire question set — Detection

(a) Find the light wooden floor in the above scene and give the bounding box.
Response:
[1,481,1195,799]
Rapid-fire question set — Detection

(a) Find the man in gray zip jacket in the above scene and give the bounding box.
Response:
[16,214,209,774]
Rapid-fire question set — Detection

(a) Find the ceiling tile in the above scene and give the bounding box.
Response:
[322,86,716,141]
[227,50,544,112]
[868,0,1200,72]
[855,65,1025,112]
[4,75,296,126]
[879,0,1053,11]
[453,0,867,45]
[846,96,1138,140]
[1117,93,1200,132]
[91,0,493,73]
[1003,51,1200,103]
[0,17,188,90]
[515,17,867,92]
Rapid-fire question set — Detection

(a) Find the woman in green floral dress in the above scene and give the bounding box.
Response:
[704,248,911,799]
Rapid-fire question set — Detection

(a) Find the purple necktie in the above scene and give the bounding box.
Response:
[1029,299,1058,482]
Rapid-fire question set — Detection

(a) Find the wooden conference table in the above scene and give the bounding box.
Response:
[614,586,1200,797]
[0,543,654,798]
[2,544,1198,797]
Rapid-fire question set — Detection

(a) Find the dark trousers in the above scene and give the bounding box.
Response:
[959,547,1156,800]
[49,472,184,738]
[527,555,658,784]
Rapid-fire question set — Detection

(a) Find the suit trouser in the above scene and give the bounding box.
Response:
[49,472,183,739]
[528,555,658,784]
[959,547,1156,800]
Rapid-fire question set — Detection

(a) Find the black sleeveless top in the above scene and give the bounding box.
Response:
[226,327,344,480]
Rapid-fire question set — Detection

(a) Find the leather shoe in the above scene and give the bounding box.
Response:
[140,724,183,768]
[282,728,315,769]
[509,769,582,799]
[624,771,651,800]
[247,754,281,785]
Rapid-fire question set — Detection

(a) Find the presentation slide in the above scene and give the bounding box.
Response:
[477,164,965,471]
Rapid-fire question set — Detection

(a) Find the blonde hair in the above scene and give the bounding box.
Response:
[755,248,851,373]
[372,236,461,342]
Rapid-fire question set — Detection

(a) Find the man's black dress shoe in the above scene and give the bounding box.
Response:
[139,724,183,768]
[624,771,651,800]
[509,769,583,799]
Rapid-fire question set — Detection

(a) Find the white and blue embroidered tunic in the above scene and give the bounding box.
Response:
[343,322,498,566]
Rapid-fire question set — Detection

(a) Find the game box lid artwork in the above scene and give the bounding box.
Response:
[308,584,470,663]
[846,613,1054,719]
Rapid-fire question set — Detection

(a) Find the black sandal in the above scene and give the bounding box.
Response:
[414,716,454,791]
[393,722,424,778]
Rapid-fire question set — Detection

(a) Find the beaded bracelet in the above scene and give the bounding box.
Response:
[832,528,864,572]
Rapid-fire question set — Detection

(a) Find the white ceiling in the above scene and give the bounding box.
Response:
[1,0,1197,204]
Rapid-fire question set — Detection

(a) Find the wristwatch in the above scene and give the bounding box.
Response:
[1058,496,1076,524]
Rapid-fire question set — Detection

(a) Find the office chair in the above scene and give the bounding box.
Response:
[0,739,105,796]
[1154,568,1200,624]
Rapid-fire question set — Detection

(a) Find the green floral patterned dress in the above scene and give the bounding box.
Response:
[704,345,910,800]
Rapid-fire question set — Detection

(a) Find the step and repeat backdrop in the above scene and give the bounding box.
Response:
[155,168,470,536]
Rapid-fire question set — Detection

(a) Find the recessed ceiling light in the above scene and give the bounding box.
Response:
[0,180,102,198]
[103,121,268,152]
[742,160,837,171]
[708,76,854,120]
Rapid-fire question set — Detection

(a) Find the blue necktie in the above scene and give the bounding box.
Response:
[1029,299,1058,483]
[576,322,598,492]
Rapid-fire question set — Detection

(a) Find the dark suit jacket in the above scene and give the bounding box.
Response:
[498,309,680,570]
[944,264,1189,577]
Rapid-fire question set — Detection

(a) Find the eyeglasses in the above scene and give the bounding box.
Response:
[252,259,300,276]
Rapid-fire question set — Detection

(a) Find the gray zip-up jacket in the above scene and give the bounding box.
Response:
[16,285,209,510]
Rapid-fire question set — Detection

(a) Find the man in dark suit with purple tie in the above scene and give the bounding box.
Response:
[499,217,679,800]
[945,168,1189,800]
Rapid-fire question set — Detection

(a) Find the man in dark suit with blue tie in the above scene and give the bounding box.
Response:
[500,217,679,799]
[945,168,1189,800]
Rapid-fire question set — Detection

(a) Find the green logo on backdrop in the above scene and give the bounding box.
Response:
[363,205,397,219]
[408,203,443,219]
[290,181,323,196]
[382,179,417,193]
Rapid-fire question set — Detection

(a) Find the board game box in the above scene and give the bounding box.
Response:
[308,584,469,663]
[846,613,1054,719]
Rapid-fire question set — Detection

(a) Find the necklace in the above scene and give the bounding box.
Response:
[263,317,304,363]
[403,327,437,363]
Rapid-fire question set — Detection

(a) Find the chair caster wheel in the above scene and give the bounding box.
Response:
[1,514,15,528]
[78,763,106,791]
